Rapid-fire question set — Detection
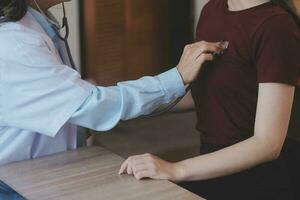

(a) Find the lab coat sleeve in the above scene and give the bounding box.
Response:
[68,68,186,131]
[0,32,95,137]
[0,31,185,137]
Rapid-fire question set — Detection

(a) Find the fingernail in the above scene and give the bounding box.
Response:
[221,41,229,49]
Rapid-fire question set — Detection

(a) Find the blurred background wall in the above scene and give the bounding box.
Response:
[51,0,209,75]
[80,0,193,85]
[80,0,210,85]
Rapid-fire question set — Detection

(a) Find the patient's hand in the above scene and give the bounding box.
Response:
[118,153,184,182]
[176,41,224,85]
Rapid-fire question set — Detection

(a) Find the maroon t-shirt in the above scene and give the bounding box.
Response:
[192,0,300,146]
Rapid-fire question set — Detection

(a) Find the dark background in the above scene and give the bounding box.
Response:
[80,0,193,85]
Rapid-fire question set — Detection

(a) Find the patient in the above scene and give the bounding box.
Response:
[119,0,300,199]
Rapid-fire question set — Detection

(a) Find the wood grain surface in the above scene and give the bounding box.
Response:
[0,147,204,200]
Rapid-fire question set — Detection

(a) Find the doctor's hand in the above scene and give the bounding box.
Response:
[176,41,224,85]
[118,153,184,182]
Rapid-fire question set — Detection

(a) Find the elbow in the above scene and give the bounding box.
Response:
[265,142,283,161]
[254,136,283,162]
[268,148,281,161]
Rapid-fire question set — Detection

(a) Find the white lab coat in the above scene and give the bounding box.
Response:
[0,11,95,165]
[0,11,185,165]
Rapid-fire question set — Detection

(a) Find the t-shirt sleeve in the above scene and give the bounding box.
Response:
[0,32,95,137]
[254,14,300,85]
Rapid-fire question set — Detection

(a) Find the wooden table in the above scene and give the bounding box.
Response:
[0,147,204,200]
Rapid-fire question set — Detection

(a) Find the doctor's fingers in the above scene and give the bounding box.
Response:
[187,41,223,58]
[196,53,214,64]
[191,41,223,51]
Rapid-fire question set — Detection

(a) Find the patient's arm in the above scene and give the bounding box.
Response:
[170,90,195,113]
[119,83,295,182]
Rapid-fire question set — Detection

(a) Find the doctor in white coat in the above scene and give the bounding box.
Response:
[0,0,224,166]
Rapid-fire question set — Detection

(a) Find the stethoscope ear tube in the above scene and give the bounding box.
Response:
[42,1,76,70]
[62,34,77,70]
[60,2,69,41]
[52,2,76,70]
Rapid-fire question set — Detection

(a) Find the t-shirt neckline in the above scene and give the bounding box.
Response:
[222,0,273,15]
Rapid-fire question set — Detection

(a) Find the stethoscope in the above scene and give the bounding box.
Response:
[33,0,77,70]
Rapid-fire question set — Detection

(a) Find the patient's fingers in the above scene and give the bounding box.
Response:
[135,170,150,180]
[119,160,129,174]
[119,155,145,175]
[132,163,148,175]
[127,165,133,175]
[119,154,155,176]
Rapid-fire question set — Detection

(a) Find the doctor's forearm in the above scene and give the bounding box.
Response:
[68,68,185,131]
[175,136,279,182]
[68,40,224,131]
